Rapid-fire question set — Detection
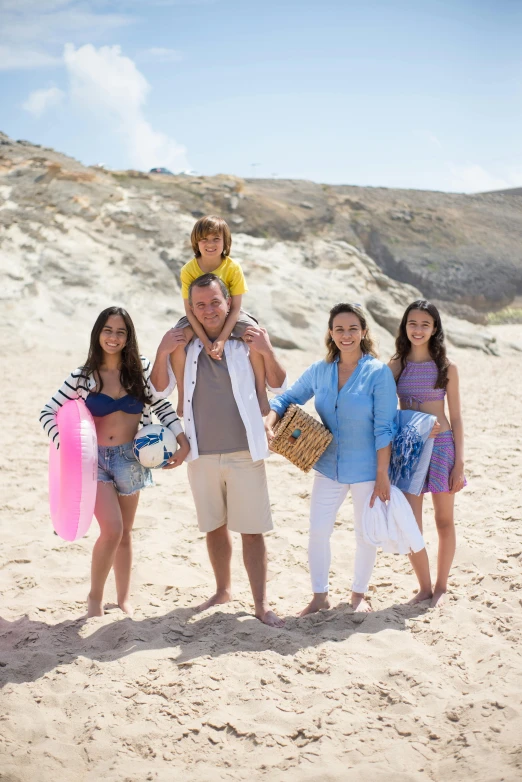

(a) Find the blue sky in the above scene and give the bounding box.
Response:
[1,0,520,192]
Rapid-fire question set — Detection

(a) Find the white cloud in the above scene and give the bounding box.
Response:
[0,45,61,71]
[139,47,183,63]
[449,164,511,194]
[0,1,133,70]
[22,86,65,117]
[63,43,189,172]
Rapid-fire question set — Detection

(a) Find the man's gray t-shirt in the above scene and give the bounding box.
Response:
[192,349,249,455]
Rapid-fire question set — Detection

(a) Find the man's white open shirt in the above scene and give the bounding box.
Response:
[151,338,287,463]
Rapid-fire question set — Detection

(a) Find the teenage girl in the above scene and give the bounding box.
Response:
[40,307,190,618]
[389,300,466,607]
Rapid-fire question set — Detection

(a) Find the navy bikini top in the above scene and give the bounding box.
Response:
[85,392,144,417]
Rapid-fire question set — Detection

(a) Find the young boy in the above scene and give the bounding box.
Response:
[171,215,270,417]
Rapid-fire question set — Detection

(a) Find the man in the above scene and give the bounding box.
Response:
[151,273,287,627]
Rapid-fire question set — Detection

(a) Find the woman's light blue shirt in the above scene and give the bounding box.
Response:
[270,354,398,484]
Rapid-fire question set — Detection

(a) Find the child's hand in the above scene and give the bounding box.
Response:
[428,420,441,438]
[449,462,465,493]
[202,339,214,357]
[163,441,190,469]
[210,340,225,360]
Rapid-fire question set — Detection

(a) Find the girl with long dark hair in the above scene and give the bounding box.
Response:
[389,300,466,607]
[40,307,190,617]
[265,303,427,615]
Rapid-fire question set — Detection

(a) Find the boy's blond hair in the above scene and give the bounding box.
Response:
[191,215,232,259]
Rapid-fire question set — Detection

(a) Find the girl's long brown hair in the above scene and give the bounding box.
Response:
[325,303,378,362]
[83,307,149,403]
[392,299,450,388]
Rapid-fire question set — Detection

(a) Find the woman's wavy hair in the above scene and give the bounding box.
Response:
[325,303,378,362]
[392,299,449,388]
[83,307,149,403]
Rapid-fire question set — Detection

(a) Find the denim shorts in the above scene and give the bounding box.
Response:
[97,441,153,496]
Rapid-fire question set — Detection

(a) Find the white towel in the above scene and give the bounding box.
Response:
[361,486,425,555]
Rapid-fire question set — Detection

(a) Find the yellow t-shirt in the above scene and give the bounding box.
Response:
[180,256,248,300]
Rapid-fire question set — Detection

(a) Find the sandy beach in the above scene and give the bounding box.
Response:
[1,327,521,782]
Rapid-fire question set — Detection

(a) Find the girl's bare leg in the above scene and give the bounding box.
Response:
[431,492,456,607]
[404,492,433,603]
[171,327,193,417]
[113,492,140,616]
[88,482,124,617]
[248,348,270,416]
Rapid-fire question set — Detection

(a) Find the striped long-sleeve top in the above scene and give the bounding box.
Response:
[40,356,184,448]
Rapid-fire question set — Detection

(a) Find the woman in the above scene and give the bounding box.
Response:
[266,303,430,615]
[40,307,190,618]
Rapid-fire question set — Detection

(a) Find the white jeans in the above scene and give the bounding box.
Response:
[309,472,376,594]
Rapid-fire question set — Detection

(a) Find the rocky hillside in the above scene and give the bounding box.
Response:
[0,132,515,357]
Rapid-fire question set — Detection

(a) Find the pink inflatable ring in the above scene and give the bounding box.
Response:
[48,399,98,541]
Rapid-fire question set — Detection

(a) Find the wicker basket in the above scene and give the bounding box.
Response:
[270,405,333,473]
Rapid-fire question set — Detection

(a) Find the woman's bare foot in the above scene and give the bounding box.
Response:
[255,605,285,628]
[87,595,104,618]
[351,592,372,613]
[196,589,232,612]
[300,593,331,617]
[430,589,446,608]
[118,599,134,617]
[407,589,433,605]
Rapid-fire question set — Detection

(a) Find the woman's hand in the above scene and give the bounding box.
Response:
[264,410,280,447]
[370,471,391,508]
[449,461,465,493]
[163,436,190,469]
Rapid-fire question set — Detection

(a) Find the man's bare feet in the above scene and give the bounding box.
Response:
[430,589,446,608]
[118,600,134,617]
[407,589,433,605]
[351,592,372,613]
[87,595,104,618]
[255,607,285,628]
[300,593,331,617]
[196,589,232,612]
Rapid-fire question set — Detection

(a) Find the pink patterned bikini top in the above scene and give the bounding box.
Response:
[397,360,446,409]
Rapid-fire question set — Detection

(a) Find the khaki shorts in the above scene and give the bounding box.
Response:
[187,451,273,534]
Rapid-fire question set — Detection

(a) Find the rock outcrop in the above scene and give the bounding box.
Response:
[0,133,510,357]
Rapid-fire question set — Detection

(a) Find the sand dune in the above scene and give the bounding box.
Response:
[1,331,521,781]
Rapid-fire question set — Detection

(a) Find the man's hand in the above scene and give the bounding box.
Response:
[243,326,272,356]
[210,339,225,360]
[157,328,187,356]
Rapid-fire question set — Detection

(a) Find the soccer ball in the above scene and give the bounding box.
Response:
[133,425,177,469]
